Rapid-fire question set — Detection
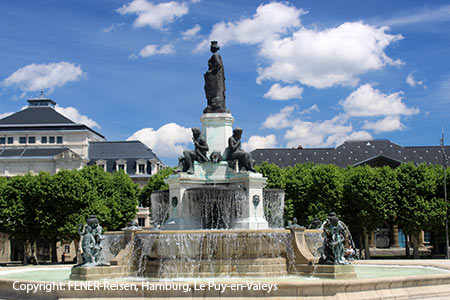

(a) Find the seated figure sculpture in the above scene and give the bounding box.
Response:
[178,127,209,174]
[226,128,255,172]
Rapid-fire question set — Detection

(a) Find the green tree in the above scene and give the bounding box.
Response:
[139,167,174,208]
[341,165,397,258]
[395,163,445,258]
[255,162,285,190]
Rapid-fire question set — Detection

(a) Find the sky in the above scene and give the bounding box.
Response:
[1,0,449,166]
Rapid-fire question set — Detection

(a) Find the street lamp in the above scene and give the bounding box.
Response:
[440,128,449,259]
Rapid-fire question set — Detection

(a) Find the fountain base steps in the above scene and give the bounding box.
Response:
[69,265,133,280]
[145,257,288,278]
[295,264,357,279]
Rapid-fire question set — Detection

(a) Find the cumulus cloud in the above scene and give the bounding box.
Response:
[2,62,84,94]
[242,134,277,152]
[263,83,303,100]
[55,105,101,129]
[262,105,296,129]
[196,2,304,51]
[362,116,405,133]
[139,43,175,57]
[257,22,403,88]
[127,123,192,158]
[406,71,425,88]
[340,84,419,117]
[182,24,201,40]
[117,0,188,30]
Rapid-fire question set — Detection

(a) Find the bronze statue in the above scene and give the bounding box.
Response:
[204,41,229,113]
[77,215,102,266]
[226,128,255,172]
[178,127,209,174]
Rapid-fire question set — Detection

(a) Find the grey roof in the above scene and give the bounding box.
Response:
[0,107,74,125]
[89,141,160,161]
[0,106,105,139]
[252,140,450,168]
[0,147,72,158]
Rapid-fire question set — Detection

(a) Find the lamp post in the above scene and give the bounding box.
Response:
[441,129,449,259]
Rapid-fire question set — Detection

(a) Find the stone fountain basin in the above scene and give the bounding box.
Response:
[1,263,450,299]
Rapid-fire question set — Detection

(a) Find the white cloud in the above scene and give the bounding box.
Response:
[262,105,296,129]
[196,2,304,51]
[299,104,319,115]
[284,114,354,148]
[55,105,101,129]
[346,130,373,141]
[340,84,419,117]
[257,22,403,88]
[127,123,192,158]
[362,116,405,133]
[139,43,175,57]
[263,83,303,100]
[2,62,84,94]
[182,24,201,40]
[0,112,14,120]
[406,71,425,88]
[242,134,277,152]
[378,5,450,26]
[117,0,188,30]
[101,23,124,33]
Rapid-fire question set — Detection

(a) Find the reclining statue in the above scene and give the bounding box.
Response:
[226,128,255,172]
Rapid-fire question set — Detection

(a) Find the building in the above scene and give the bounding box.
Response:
[0,95,164,263]
[252,139,449,168]
[252,139,449,255]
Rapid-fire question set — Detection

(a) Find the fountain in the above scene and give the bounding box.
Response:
[3,41,450,299]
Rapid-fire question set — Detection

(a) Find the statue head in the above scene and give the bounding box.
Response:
[233,128,243,139]
[210,41,220,53]
[192,127,201,138]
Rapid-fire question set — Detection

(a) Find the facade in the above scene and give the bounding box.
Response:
[0,95,164,263]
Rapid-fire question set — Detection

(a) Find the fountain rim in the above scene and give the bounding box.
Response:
[103,228,323,235]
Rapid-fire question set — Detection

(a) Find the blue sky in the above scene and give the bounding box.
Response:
[1,0,449,166]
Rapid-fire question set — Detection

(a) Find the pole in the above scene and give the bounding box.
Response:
[441,128,449,259]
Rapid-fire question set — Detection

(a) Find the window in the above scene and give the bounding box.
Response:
[138,218,146,227]
[0,137,5,144]
[28,137,36,144]
[41,136,47,143]
[19,137,26,144]
[64,245,70,253]
[116,159,127,172]
[7,137,13,144]
[56,136,63,144]
[138,164,145,174]
[49,136,55,143]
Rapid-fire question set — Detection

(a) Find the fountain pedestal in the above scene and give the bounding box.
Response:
[164,112,269,230]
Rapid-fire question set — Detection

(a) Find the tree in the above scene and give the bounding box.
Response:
[255,162,286,190]
[341,165,397,259]
[395,163,445,258]
[138,167,174,208]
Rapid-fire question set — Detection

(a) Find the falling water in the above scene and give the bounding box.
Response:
[150,190,169,226]
[98,234,125,265]
[185,187,247,229]
[263,189,285,228]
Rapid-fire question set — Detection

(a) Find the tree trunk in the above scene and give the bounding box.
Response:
[405,234,411,258]
[32,242,39,265]
[51,238,58,263]
[412,233,420,259]
[363,228,371,259]
[22,241,28,265]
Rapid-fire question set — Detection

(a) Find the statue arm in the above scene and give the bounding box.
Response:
[195,138,209,152]
[228,137,239,152]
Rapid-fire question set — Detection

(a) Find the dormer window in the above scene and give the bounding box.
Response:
[95,160,107,172]
[136,159,147,174]
[116,159,127,172]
